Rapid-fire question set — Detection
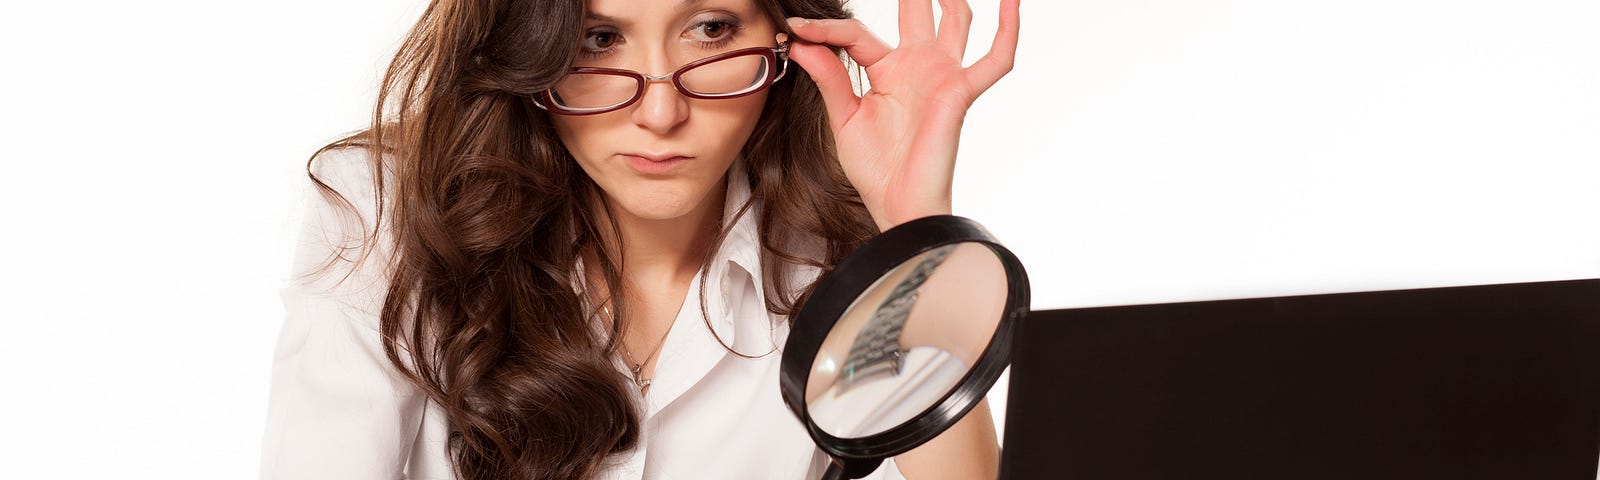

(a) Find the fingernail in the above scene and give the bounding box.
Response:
[786,17,810,28]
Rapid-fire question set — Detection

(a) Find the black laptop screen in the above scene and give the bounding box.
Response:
[1002,279,1600,480]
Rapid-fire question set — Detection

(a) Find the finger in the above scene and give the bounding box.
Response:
[935,0,974,58]
[964,0,1019,93]
[785,41,862,131]
[786,17,893,67]
[899,0,936,43]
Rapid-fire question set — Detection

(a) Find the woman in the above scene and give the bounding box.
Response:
[260,0,1019,478]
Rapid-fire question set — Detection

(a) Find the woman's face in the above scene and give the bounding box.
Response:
[550,0,780,222]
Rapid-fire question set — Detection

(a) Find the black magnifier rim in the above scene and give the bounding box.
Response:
[780,215,1031,461]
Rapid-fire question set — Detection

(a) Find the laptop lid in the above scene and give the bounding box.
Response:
[1001,279,1600,480]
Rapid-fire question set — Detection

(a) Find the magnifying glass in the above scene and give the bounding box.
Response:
[780,215,1031,479]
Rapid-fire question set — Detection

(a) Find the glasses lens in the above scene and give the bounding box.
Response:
[550,73,638,111]
[679,52,772,97]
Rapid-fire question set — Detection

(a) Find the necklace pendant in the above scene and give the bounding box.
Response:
[630,364,649,390]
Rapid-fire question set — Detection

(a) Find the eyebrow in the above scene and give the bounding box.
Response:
[587,0,708,24]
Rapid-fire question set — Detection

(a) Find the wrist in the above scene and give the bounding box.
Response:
[873,202,953,232]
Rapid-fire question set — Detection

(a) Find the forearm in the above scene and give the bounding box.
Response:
[891,398,1000,480]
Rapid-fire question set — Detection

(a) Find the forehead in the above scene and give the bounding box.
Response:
[585,0,765,23]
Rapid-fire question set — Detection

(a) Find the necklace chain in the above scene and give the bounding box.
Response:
[607,304,673,392]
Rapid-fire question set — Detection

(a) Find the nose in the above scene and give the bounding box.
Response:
[630,74,690,135]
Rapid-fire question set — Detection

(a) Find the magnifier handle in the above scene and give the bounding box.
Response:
[818,456,884,480]
[819,461,845,480]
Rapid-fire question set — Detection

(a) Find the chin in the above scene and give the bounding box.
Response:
[610,190,704,221]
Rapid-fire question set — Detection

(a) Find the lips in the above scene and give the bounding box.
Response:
[624,152,689,162]
[621,153,692,175]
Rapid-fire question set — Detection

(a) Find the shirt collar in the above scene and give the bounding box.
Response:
[710,155,764,329]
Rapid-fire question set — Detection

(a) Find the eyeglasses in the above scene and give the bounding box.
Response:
[533,43,789,116]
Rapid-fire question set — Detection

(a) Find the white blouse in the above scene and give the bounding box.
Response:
[259,148,904,479]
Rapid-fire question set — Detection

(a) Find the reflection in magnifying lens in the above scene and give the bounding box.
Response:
[804,243,1009,438]
[837,244,957,391]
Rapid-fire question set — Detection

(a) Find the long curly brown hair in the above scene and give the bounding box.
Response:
[303,0,875,478]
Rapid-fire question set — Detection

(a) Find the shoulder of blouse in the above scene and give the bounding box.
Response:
[262,146,426,480]
[290,145,396,318]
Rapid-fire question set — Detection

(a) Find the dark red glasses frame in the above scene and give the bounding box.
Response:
[533,44,789,116]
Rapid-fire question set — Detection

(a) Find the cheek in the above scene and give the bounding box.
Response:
[698,91,770,148]
[549,114,627,184]
[549,115,598,158]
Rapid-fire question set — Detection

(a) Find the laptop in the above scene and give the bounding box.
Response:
[1001,278,1600,480]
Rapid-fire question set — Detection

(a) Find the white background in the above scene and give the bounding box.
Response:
[1,0,1596,477]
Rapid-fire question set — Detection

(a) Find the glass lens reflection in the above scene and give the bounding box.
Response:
[551,73,637,110]
[680,53,769,96]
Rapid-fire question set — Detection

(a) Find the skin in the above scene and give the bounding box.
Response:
[549,0,1021,477]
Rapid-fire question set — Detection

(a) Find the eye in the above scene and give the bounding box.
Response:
[694,21,733,40]
[581,28,623,56]
[686,17,741,46]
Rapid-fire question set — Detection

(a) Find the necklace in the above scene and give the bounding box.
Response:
[607,304,674,392]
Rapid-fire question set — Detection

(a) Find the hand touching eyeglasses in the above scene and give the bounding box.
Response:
[785,0,1021,231]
